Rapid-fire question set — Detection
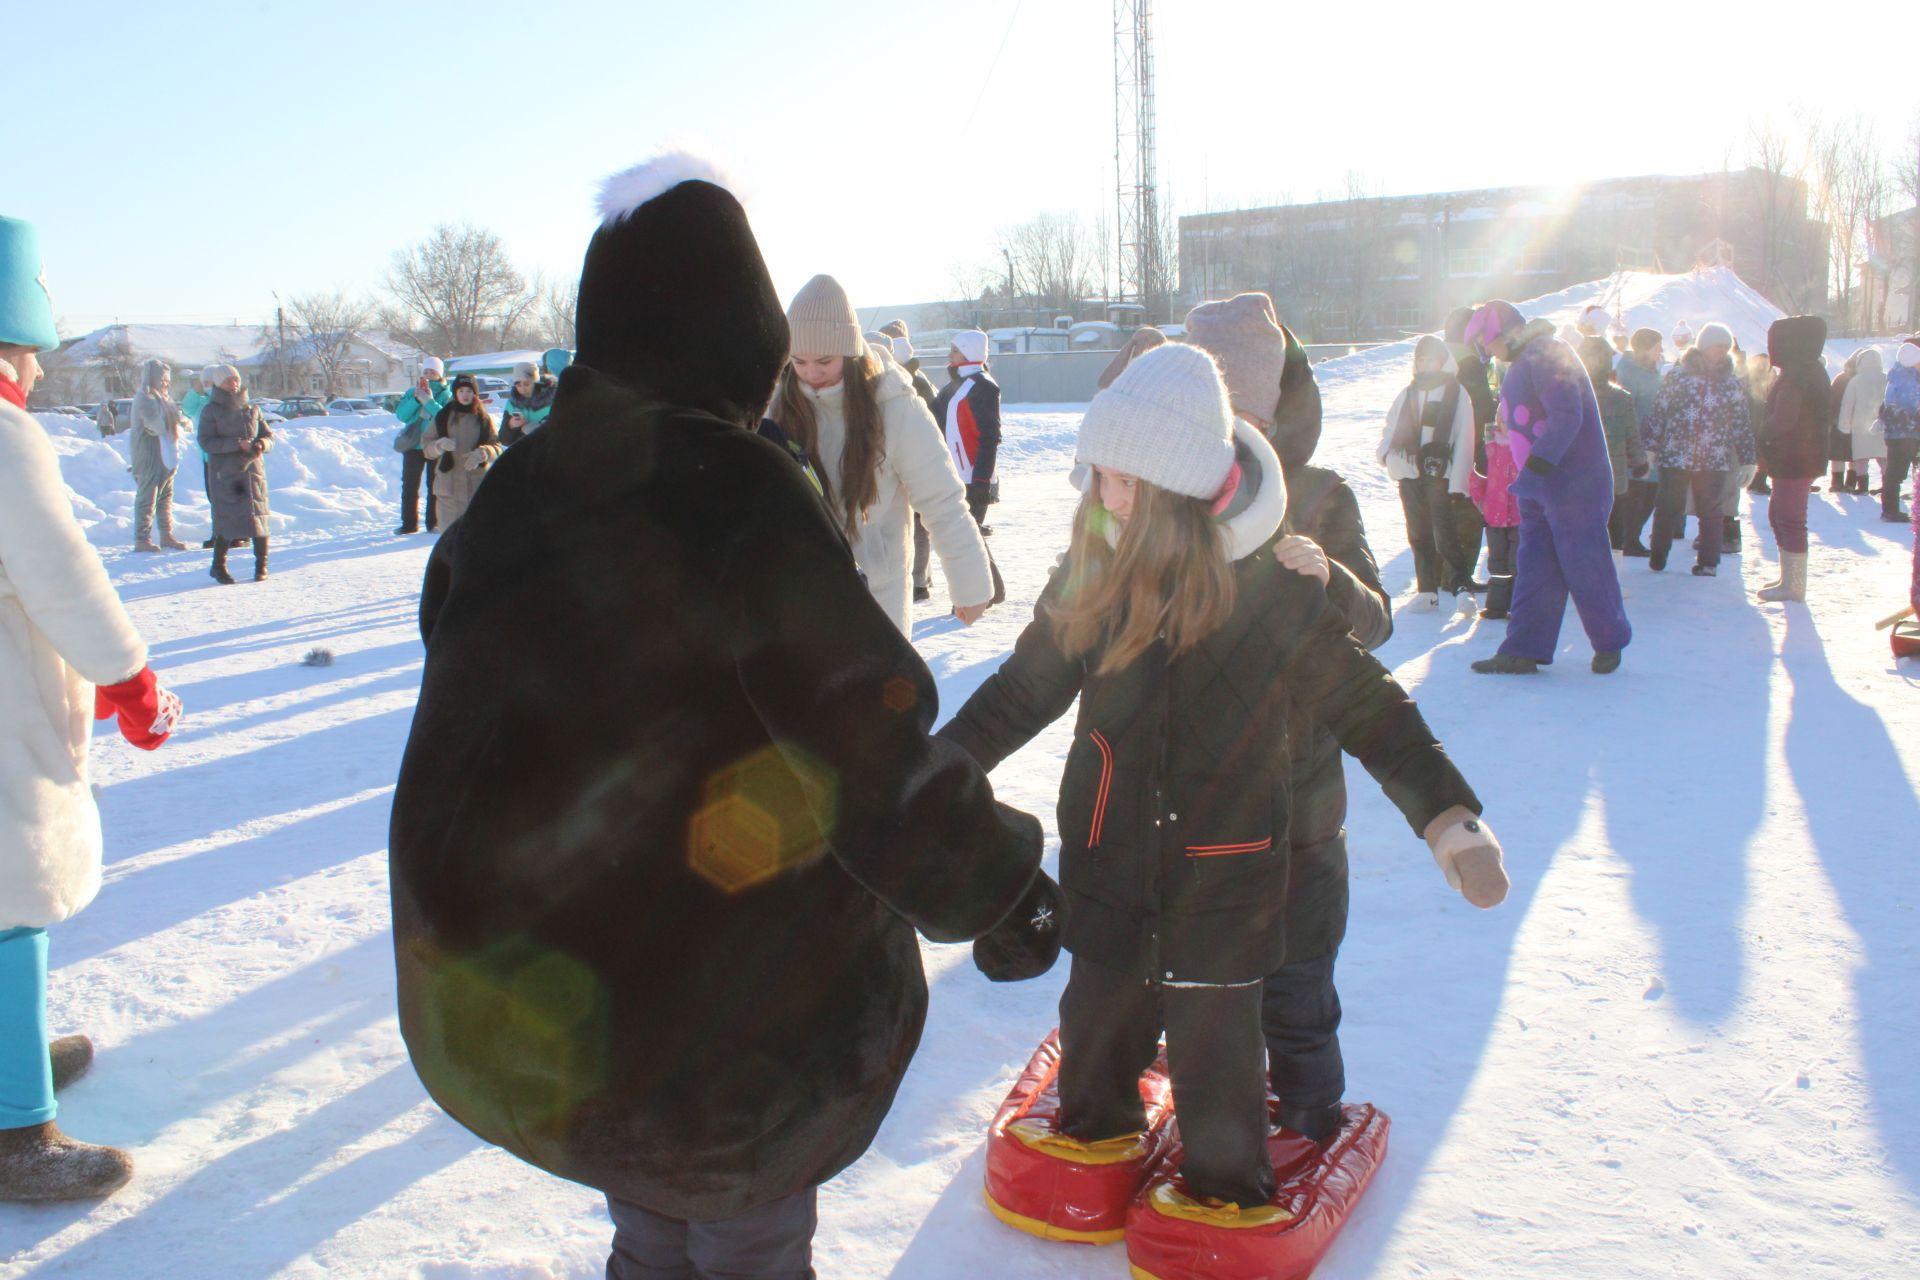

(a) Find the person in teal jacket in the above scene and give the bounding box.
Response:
[394,357,451,533]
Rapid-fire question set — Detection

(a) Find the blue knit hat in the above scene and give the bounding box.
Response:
[542,346,573,376]
[0,217,59,352]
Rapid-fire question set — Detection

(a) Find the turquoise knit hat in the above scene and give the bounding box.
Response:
[0,217,59,351]
[542,347,573,376]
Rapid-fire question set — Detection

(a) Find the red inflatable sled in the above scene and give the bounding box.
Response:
[1124,1102,1391,1280]
[983,1031,1176,1244]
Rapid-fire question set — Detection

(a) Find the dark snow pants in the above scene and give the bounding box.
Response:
[400,449,438,532]
[911,513,931,591]
[1651,468,1726,568]
[605,1188,817,1280]
[1398,478,1471,594]
[1483,524,1518,614]
[1058,956,1275,1208]
[1614,476,1658,548]
[1453,494,1485,585]
[1884,439,1918,518]
[1499,494,1631,662]
[1262,951,1344,1111]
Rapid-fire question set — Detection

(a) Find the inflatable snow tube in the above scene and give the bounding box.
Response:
[983,1030,1176,1245]
[1124,1102,1390,1280]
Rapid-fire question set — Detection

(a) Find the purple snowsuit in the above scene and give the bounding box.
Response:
[1496,327,1632,662]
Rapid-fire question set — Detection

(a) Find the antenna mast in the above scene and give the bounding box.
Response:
[1113,0,1160,321]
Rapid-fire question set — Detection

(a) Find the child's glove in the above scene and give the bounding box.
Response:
[93,667,183,750]
[974,871,1064,982]
[423,436,455,459]
[1423,806,1508,908]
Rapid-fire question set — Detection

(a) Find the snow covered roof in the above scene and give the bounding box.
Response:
[444,349,546,375]
[54,323,265,368]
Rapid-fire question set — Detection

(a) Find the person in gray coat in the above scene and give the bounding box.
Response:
[129,359,189,552]
[195,365,272,584]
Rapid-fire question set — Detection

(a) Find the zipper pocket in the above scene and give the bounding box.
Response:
[1087,729,1114,848]
[1184,837,1273,859]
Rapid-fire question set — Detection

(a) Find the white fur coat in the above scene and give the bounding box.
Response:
[0,395,147,928]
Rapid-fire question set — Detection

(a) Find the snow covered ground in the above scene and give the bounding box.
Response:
[4,330,1918,1277]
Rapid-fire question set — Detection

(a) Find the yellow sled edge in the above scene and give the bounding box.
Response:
[982,1188,1127,1245]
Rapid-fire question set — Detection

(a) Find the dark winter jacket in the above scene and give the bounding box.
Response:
[389,364,1043,1220]
[1594,380,1648,495]
[1763,316,1832,480]
[902,359,939,413]
[197,386,272,539]
[501,376,559,446]
[1640,348,1753,475]
[1234,344,1392,963]
[1448,346,1498,470]
[938,464,1473,986]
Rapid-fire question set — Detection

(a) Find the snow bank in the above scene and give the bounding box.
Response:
[1514,266,1784,355]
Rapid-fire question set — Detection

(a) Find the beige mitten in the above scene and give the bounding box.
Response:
[1423,805,1509,908]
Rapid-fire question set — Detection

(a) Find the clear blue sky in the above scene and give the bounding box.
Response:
[14,0,1907,337]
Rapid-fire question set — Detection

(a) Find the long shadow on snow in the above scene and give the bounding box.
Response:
[160,639,422,739]
[17,1066,465,1276]
[147,598,418,667]
[59,713,409,967]
[1779,609,1920,1189]
[1315,609,1600,1277]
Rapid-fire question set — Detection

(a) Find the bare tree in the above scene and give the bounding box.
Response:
[534,276,579,349]
[95,328,144,398]
[1894,112,1920,331]
[385,223,536,355]
[282,290,376,398]
[998,212,1104,318]
[1746,119,1823,313]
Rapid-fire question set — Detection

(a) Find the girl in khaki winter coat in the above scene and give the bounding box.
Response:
[772,275,993,635]
[423,376,502,527]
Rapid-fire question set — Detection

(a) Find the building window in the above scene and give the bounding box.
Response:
[1320,309,1350,337]
[1517,249,1563,275]
[1388,304,1425,331]
[1447,249,1490,278]
[1383,240,1421,280]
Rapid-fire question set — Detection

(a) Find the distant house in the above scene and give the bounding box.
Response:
[443,349,547,380]
[40,323,429,402]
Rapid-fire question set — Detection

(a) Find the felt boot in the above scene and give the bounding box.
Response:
[1757,552,1807,603]
[0,1123,133,1203]
[50,1035,93,1092]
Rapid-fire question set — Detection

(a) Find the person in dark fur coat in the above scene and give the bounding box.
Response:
[1187,292,1395,1141]
[1757,316,1831,603]
[386,152,1055,1279]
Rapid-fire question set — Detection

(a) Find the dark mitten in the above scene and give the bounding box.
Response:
[966,482,993,525]
[973,871,1064,982]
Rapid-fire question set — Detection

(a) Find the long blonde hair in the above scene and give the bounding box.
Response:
[772,350,887,537]
[1047,479,1237,676]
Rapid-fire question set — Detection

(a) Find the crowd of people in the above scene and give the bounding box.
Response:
[1367,300,1920,673]
[3,146,1918,1280]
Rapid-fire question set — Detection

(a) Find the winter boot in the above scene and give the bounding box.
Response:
[132,537,159,553]
[912,585,931,603]
[1854,473,1871,495]
[1827,466,1846,492]
[50,1034,93,1092]
[252,536,269,582]
[1471,654,1539,675]
[1722,516,1741,552]
[1757,552,1807,603]
[1592,651,1622,675]
[1749,475,1772,495]
[1275,1102,1344,1145]
[0,1123,133,1202]
[1843,467,1859,495]
[1692,563,1717,577]
[209,544,234,586]
[1480,575,1514,620]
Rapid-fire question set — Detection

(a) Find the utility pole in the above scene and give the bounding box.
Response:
[272,290,287,398]
[1003,247,1016,319]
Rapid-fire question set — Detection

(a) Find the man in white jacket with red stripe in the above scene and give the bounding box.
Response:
[932,329,1007,603]
[0,217,181,1202]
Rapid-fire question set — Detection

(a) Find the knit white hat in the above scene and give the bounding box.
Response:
[1671,319,1693,343]
[1694,322,1734,351]
[1069,342,1236,500]
[890,335,914,364]
[1897,341,1920,369]
[422,356,445,378]
[1579,305,1610,333]
[951,329,989,365]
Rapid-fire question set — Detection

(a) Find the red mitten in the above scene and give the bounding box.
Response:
[94,667,183,750]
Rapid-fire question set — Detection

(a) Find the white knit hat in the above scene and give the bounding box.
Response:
[786,275,863,358]
[951,329,989,365]
[890,335,914,364]
[422,356,445,378]
[1671,319,1693,343]
[1694,322,1734,351]
[1579,305,1610,333]
[1069,342,1236,500]
[512,360,539,382]
[1897,341,1920,369]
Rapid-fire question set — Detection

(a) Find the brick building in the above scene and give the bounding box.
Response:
[1179,169,1829,342]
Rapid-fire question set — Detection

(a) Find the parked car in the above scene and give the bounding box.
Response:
[326,398,382,416]
[278,397,329,418]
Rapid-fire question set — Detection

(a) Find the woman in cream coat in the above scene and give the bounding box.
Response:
[0,216,179,1202]
[770,275,992,634]
[1835,345,1888,495]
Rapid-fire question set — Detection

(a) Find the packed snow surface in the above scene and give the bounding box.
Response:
[5,309,1918,1276]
